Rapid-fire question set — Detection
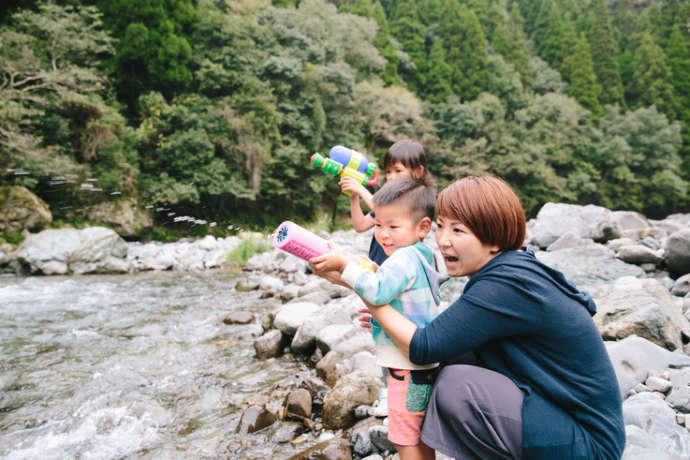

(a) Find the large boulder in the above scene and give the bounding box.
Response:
[86,198,152,237]
[528,203,615,248]
[666,229,690,277]
[17,226,129,275]
[0,185,52,232]
[535,244,644,289]
[604,336,690,397]
[592,277,690,350]
[622,392,690,460]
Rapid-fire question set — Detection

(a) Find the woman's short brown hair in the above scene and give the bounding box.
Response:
[436,176,526,251]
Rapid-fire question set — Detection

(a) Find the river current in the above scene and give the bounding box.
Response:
[0,271,315,459]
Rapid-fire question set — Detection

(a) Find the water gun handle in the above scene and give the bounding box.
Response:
[273,221,376,271]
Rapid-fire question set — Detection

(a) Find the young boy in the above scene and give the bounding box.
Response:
[310,176,447,460]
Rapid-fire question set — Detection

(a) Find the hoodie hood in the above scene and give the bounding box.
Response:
[411,242,449,305]
[472,248,597,316]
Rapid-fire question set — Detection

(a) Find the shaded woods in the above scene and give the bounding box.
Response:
[1,0,688,239]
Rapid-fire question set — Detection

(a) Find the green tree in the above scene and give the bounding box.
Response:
[0,3,114,182]
[587,0,624,107]
[97,0,197,114]
[596,105,686,215]
[390,0,426,93]
[562,33,601,118]
[440,1,487,100]
[630,33,675,118]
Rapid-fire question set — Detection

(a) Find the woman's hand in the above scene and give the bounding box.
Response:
[357,306,372,330]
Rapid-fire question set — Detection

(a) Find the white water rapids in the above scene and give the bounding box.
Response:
[0,271,314,459]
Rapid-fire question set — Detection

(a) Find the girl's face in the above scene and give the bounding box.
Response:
[435,215,499,277]
[385,162,424,181]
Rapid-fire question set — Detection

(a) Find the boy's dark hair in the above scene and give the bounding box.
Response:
[373,176,436,222]
[383,140,427,174]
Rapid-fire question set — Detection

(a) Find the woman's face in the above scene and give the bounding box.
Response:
[435,215,499,277]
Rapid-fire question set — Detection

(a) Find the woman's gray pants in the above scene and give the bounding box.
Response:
[420,364,524,460]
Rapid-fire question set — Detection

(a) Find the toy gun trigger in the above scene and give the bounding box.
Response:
[366,170,379,186]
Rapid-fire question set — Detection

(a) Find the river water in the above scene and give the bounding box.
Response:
[0,271,316,459]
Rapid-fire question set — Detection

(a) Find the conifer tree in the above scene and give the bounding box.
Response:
[441,1,487,100]
[538,1,564,68]
[562,33,601,118]
[424,39,452,102]
[504,2,531,90]
[587,0,624,106]
[631,33,675,118]
[390,0,426,93]
[557,14,577,80]
[371,1,400,86]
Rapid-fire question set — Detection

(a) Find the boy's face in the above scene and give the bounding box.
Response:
[373,202,431,256]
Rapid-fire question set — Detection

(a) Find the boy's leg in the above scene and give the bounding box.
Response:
[396,441,436,460]
[371,366,388,417]
[387,369,433,450]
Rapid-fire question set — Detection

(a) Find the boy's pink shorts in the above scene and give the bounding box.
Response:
[386,368,434,446]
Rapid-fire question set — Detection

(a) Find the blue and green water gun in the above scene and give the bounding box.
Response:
[310,145,379,194]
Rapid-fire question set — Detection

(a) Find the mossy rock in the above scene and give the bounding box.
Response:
[0,186,52,233]
[86,198,153,237]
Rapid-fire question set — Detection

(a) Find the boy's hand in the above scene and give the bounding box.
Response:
[309,244,350,274]
[339,176,368,197]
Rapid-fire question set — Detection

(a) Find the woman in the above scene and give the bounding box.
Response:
[311,176,625,460]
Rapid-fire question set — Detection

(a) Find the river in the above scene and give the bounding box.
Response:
[0,271,316,459]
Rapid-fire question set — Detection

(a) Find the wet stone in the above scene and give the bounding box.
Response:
[222,311,254,325]
[287,436,352,460]
[235,405,277,434]
[285,388,312,420]
[272,421,305,443]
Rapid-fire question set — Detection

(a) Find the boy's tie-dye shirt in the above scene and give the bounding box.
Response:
[341,241,448,370]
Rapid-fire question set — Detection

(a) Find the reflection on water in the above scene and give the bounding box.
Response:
[0,271,312,459]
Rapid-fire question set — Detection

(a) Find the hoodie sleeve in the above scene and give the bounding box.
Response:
[341,248,415,306]
[409,276,544,365]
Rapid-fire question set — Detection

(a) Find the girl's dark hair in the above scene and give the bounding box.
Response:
[383,140,427,174]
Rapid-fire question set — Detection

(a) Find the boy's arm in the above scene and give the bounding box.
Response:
[341,250,414,306]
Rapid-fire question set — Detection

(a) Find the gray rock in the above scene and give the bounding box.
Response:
[271,421,305,443]
[352,428,373,456]
[86,198,152,237]
[273,302,321,336]
[612,210,651,232]
[666,229,690,277]
[17,227,129,275]
[666,369,690,413]
[290,304,351,356]
[322,371,382,430]
[592,277,690,350]
[0,185,52,232]
[536,245,644,289]
[288,437,352,460]
[316,324,360,355]
[222,311,254,325]
[285,388,312,420]
[616,244,664,265]
[546,233,594,252]
[622,392,690,460]
[645,376,673,393]
[672,274,690,297]
[253,329,286,359]
[259,275,284,291]
[529,203,614,248]
[369,425,395,452]
[605,336,690,397]
[235,405,277,434]
[235,276,262,292]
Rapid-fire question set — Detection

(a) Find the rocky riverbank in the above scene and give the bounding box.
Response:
[3,202,690,459]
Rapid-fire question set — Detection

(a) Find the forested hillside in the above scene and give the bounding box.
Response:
[1,0,688,237]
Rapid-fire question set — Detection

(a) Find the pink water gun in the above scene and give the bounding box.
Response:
[273,220,376,271]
